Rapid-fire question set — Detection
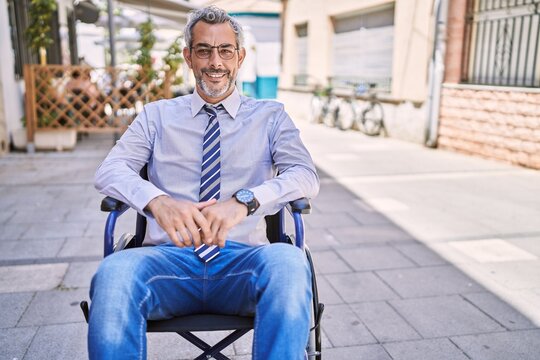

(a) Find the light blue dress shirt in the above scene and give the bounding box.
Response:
[95,88,319,246]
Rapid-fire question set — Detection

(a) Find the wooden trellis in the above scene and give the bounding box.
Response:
[24,64,176,142]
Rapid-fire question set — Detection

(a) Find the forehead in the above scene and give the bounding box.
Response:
[191,21,237,45]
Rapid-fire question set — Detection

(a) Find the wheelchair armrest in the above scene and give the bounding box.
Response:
[101,196,130,212]
[288,198,311,214]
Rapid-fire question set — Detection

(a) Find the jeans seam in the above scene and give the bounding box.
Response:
[207,270,258,281]
[138,290,152,360]
[145,275,197,285]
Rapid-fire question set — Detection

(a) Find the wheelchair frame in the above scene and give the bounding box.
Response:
[81,192,324,359]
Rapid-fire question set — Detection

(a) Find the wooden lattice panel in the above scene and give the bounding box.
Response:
[24,65,176,140]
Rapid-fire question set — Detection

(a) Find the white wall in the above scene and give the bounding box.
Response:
[0,0,25,147]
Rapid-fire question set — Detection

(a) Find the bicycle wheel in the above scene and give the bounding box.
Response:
[309,96,323,124]
[335,100,355,130]
[360,102,384,136]
[323,97,339,127]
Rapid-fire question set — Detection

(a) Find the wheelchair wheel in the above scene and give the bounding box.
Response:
[335,100,355,131]
[359,101,384,136]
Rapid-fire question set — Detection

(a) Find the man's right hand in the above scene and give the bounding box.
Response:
[145,195,216,248]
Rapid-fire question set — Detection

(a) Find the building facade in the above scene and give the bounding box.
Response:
[438,0,540,170]
[278,0,436,143]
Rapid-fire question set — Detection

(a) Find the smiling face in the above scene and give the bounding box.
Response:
[183,21,245,104]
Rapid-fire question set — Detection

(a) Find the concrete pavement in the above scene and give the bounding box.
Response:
[1,119,540,359]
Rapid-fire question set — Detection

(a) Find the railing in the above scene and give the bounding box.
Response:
[23,64,181,142]
[462,0,540,87]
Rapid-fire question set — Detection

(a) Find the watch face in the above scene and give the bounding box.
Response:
[236,189,254,203]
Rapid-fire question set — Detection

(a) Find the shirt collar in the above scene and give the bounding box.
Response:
[191,87,241,119]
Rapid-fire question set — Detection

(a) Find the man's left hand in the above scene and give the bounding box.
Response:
[201,198,248,247]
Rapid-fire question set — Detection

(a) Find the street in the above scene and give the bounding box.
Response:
[1,118,540,359]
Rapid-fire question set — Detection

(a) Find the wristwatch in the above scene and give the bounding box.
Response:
[233,189,260,216]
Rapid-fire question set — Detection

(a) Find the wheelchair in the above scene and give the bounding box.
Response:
[80,169,324,360]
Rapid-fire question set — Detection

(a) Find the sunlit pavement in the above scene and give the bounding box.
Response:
[1,119,540,359]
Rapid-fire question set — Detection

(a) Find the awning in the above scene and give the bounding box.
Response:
[116,0,199,22]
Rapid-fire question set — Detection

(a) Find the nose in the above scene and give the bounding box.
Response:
[208,48,223,68]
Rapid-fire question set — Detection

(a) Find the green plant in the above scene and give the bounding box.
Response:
[133,18,157,82]
[163,36,184,85]
[26,0,57,65]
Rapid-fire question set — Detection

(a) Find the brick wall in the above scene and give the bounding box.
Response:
[438,85,540,170]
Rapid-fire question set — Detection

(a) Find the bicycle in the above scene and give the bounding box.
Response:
[309,85,340,127]
[337,82,385,136]
[357,83,384,136]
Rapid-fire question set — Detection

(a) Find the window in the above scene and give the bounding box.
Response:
[331,5,394,90]
[462,0,540,87]
[294,23,308,85]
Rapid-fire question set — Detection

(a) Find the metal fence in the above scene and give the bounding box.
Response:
[462,0,540,87]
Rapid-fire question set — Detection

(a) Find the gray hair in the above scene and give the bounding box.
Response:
[183,6,244,49]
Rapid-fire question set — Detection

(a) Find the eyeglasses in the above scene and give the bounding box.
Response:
[191,44,239,60]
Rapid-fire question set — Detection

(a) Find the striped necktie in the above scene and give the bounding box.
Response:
[194,105,222,262]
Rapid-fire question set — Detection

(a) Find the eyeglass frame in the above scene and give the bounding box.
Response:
[190,43,240,60]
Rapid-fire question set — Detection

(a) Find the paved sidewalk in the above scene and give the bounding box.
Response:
[1,119,540,359]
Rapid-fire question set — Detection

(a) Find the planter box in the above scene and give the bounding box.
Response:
[12,128,27,150]
[35,129,77,151]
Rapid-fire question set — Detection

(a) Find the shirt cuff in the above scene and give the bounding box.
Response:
[131,183,168,216]
[250,184,280,215]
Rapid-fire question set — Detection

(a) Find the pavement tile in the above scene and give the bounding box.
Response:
[317,275,344,305]
[147,331,235,359]
[304,212,360,229]
[0,223,26,241]
[312,199,368,214]
[349,211,393,226]
[337,245,416,271]
[389,295,504,338]
[464,261,540,290]
[327,225,415,245]
[376,265,482,298]
[0,210,15,223]
[394,243,448,266]
[324,344,392,359]
[0,263,68,293]
[57,236,104,258]
[62,261,101,289]
[326,272,399,303]
[232,329,253,355]
[0,327,38,360]
[350,301,421,343]
[9,208,69,223]
[384,338,470,360]
[305,229,341,249]
[0,238,65,261]
[311,250,352,274]
[451,329,540,360]
[463,292,538,330]
[322,304,376,347]
[24,322,87,360]
[0,292,34,328]
[21,221,89,240]
[19,288,88,326]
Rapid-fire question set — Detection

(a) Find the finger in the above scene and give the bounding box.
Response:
[209,221,220,246]
[176,227,192,247]
[193,211,212,244]
[195,198,217,210]
[166,228,184,248]
[185,221,202,247]
[217,228,228,248]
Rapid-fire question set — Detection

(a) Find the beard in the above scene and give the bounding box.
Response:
[197,68,235,99]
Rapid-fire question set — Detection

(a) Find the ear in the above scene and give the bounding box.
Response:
[237,47,246,68]
[183,47,193,69]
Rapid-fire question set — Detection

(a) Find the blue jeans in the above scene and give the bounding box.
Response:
[88,241,312,359]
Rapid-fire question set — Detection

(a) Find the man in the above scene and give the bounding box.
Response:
[89,5,319,360]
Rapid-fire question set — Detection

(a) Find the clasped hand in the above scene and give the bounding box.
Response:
[146,195,248,248]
